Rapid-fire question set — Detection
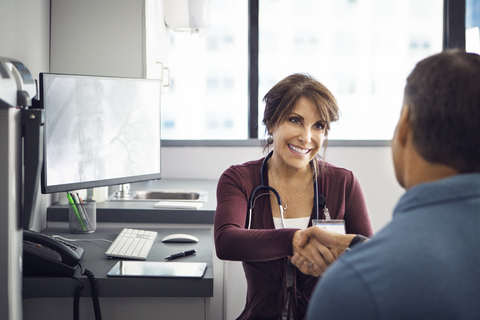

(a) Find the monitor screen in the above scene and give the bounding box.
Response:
[40,73,162,193]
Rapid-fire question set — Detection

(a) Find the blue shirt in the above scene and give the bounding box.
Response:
[307,173,480,320]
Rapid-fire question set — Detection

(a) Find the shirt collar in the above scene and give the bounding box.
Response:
[393,173,480,216]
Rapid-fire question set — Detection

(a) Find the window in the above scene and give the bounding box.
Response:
[258,0,443,140]
[466,0,480,54]
[162,0,464,142]
[161,0,249,140]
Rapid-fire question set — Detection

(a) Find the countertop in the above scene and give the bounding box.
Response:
[47,179,218,224]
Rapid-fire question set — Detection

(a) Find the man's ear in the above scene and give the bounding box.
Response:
[391,105,411,189]
[394,105,411,148]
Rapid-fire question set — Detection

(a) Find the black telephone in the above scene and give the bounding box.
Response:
[23,230,84,277]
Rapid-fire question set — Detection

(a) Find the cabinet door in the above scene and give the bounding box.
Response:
[51,0,146,78]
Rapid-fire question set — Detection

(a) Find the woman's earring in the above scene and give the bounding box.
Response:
[267,134,274,145]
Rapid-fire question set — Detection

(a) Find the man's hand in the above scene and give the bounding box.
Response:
[300,226,357,256]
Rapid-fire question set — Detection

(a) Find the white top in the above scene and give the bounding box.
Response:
[273,217,310,229]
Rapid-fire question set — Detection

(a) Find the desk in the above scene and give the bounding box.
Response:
[23,179,220,319]
[23,225,214,299]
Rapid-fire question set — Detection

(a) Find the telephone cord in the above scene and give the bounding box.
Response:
[73,277,83,320]
[73,264,102,320]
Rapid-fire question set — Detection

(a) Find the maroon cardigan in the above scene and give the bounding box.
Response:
[214,157,373,320]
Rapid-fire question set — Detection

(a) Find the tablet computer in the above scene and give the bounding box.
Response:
[107,261,207,278]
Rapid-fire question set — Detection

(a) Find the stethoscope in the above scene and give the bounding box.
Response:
[246,151,326,229]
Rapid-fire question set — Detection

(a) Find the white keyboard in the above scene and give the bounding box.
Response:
[105,228,158,260]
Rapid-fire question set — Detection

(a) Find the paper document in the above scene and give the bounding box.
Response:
[153,201,203,209]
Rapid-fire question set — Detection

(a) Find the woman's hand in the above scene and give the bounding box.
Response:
[291,227,360,276]
[291,230,336,277]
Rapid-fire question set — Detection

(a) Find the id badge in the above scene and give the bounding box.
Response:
[312,219,346,234]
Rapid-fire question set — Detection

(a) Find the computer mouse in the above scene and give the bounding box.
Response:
[161,233,199,243]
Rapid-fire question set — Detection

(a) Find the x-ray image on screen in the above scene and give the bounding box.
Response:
[41,73,162,193]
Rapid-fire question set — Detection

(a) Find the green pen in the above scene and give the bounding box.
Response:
[66,192,86,231]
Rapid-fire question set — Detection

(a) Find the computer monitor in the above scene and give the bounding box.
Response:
[40,73,162,194]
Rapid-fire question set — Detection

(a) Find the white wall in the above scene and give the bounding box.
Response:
[0,0,50,79]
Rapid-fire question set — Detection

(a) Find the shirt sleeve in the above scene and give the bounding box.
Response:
[214,165,298,262]
[306,258,380,320]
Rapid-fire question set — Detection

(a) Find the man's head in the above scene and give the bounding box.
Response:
[406,50,480,172]
[392,50,480,188]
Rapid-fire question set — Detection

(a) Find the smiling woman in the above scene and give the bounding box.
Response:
[213,73,373,320]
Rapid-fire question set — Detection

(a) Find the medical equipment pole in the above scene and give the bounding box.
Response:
[0,105,23,320]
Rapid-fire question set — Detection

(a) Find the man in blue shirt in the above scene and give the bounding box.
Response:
[293,50,480,319]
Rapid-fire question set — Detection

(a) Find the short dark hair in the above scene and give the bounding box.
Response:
[262,73,340,136]
[404,50,480,173]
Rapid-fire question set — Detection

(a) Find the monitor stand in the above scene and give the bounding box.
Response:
[115,183,131,199]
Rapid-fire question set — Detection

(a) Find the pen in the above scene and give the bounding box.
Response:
[71,192,91,230]
[164,249,196,260]
[66,192,87,231]
[76,192,92,229]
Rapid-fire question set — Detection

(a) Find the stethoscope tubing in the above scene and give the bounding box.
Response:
[246,151,320,229]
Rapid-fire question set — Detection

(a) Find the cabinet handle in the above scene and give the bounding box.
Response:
[163,67,170,87]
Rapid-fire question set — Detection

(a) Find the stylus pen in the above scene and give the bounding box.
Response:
[164,249,196,260]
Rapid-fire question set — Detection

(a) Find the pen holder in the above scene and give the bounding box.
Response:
[69,200,96,233]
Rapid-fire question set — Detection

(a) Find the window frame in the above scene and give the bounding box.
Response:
[164,0,465,147]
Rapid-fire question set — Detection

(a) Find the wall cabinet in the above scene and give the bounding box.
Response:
[50,0,168,82]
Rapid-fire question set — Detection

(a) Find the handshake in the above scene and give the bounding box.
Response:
[290,226,368,277]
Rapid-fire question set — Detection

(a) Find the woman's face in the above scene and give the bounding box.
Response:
[271,96,326,170]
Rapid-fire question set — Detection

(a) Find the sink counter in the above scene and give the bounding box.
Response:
[47,179,218,225]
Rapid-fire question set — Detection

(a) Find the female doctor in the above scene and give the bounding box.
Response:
[214,73,373,320]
